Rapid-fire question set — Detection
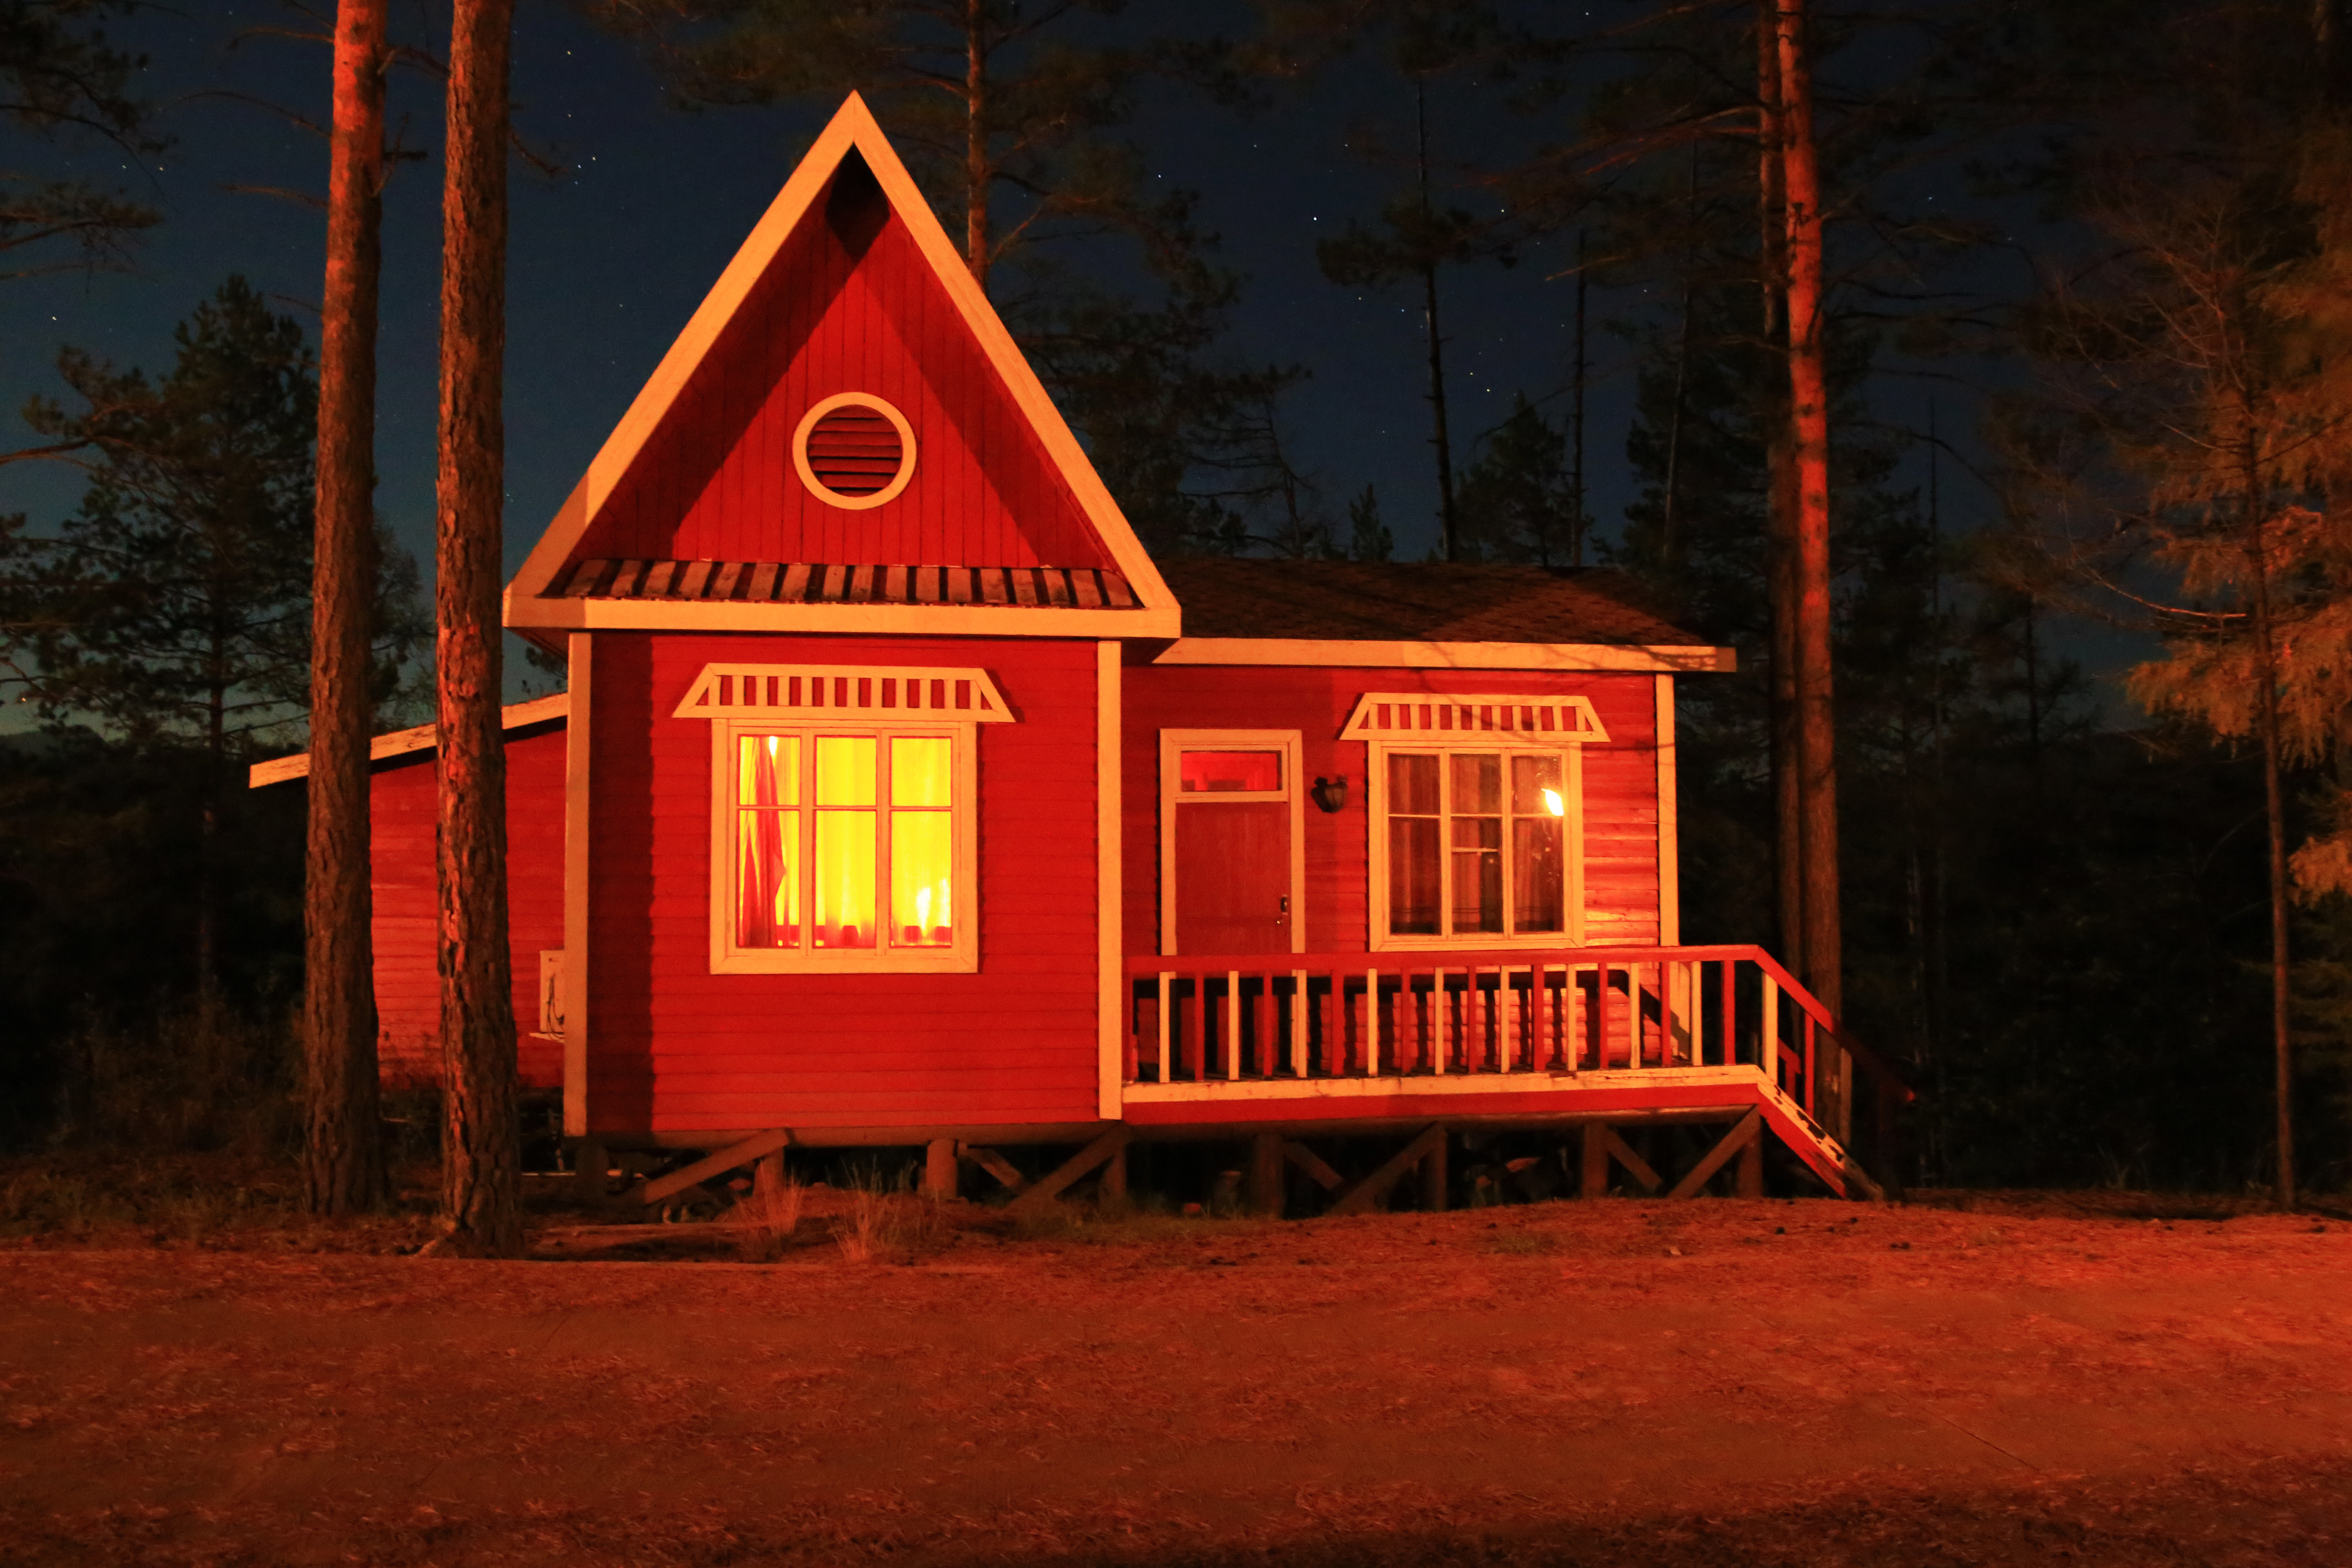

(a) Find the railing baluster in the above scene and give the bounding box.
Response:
[1185,974,1205,1082]
[1226,970,1242,1081]
[1157,971,1172,1083]
[1722,958,1737,1069]
[1363,966,1378,1074]
[1687,961,1703,1067]
[1256,974,1276,1079]
[1761,971,1779,1092]
[1803,1012,1817,1115]
[1290,969,1307,1078]
[1626,961,1643,1068]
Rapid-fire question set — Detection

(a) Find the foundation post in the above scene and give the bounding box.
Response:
[1737,1124,1765,1198]
[1581,1124,1608,1198]
[1420,1128,1448,1212]
[1249,1132,1285,1217]
[923,1137,957,1199]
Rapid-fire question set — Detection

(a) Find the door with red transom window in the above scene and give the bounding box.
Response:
[1162,733,1303,956]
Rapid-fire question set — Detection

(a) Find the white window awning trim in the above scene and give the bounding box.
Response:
[672,664,1016,724]
[1339,692,1610,746]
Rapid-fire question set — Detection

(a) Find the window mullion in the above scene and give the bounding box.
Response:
[799,727,816,954]
[1435,750,1454,941]
[878,736,894,954]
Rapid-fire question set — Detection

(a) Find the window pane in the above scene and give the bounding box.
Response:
[1510,753,1564,819]
[891,736,952,806]
[1389,752,1440,816]
[1180,750,1281,793]
[814,809,877,949]
[738,734,800,807]
[1451,753,1500,814]
[1389,815,1441,934]
[892,810,953,947]
[815,735,876,805]
[1512,818,1564,933]
[735,808,800,947]
[1450,813,1503,933]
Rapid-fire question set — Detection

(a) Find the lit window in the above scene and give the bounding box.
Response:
[1374,745,1582,948]
[683,662,1007,975]
[721,727,970,970]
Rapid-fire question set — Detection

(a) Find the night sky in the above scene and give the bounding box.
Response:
[2,1,2011,702]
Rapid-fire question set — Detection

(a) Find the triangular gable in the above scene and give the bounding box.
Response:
[506,93,1178,640]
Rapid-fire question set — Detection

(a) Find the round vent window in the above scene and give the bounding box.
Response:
[792,392,917,510]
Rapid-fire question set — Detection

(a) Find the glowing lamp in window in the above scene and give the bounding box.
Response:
[792,392,917,510]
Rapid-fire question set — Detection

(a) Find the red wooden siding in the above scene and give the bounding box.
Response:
[371,725,567,1091]
[570,172,1108,574]
[1120,666,1660,957]
[584,632,1101,1136]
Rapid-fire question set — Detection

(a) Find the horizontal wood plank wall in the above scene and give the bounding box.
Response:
[1120,666,1660,956]
[588,632,1099,1136]
[570,191,1106,573]
[371,725,568,1090]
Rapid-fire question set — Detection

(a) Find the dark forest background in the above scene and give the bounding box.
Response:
[5,0,2349,1194]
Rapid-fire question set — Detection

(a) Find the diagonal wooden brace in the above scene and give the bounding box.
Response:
[1004,1127,1133,1216]
[1666,1109,1761,1199]
[959,1145,1027,1193]
[641,1127,793,1206]
[1594,1124,1663,1196]
[1283,1140,1345,1192]
[1327,1123,1446,1217]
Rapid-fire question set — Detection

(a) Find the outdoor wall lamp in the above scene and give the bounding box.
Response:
[1310,775,1349,814]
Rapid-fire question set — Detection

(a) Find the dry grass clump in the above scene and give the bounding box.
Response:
[828,1160,949,1263]
[731,1160,804,1262]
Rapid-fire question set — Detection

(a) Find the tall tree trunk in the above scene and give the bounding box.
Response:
[1759,0,1803,977]
[1660,145,1700,570]
[433,0,520,1257]
[964,0,989,288]
[2245,432,2295,1209]
[1415,78,1457,560]
[1779,0,1843,1142]
[303,0,390,1217]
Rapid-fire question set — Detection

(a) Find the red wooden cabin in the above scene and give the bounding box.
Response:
[256,96,1902,1210]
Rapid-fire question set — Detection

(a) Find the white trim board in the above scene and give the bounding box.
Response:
[1150,639,1735,673]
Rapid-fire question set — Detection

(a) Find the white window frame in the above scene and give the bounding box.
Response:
[676,664,1010,976]
[1157,728,1306,958]
[1366,739,1590,953]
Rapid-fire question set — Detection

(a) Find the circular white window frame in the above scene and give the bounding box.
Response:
[792,392,918,511]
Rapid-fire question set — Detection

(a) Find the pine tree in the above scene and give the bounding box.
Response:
[0,0,165,294]
[304,0,392,1218]
[1453,395,1577,566]
[431,0,521,1256]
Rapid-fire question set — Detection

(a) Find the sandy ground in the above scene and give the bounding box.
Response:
[4,1196,2352,1565]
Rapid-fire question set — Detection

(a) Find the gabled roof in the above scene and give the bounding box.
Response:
[506,93,1178,641]
[247,694,568,788]
[1147,561,1735,673]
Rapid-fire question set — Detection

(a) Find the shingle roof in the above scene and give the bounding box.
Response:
[1157,560,1714,647]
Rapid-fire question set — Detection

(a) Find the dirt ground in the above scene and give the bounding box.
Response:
[5,1189,2352,1567]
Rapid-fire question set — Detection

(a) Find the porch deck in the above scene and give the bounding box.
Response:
[1121,944,1906,1198]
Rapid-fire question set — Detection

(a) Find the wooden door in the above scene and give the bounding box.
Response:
[1174,802,1290,955]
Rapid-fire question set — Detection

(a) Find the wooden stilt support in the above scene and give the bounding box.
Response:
[1737,1120,1765,1197]
[1004,1127,1134,1216]
[1667,1109,1761,1199]
[1420,1127,1448,1212]
[922,1137,957,1199]
[959,1144,1027,1194]
[1249,1132,1285,1218]
[641,1127,793,1206]
[1328,1123,1446,1217]
[1099,1141,1128,1204]
[1594,1124,1663,1196]
[1580,1124,1607,1198]
[1283,1140,1344,1192]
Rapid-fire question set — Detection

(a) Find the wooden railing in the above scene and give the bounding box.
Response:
[1123,945,1910,1156]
